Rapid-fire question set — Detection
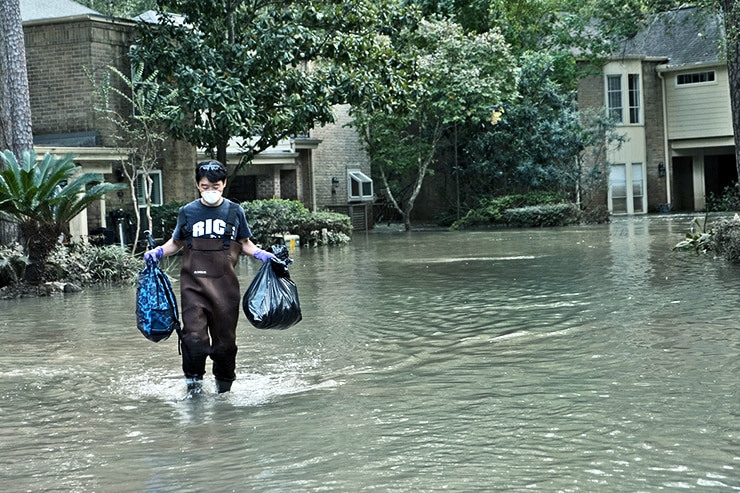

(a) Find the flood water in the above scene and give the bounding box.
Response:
[1,214,739,492]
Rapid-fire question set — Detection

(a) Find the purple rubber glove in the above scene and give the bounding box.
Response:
[144,246,164,264]
[253,248,277,263]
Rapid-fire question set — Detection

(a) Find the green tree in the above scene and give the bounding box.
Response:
[461,52,590,196]
[130,0,416,170]
[76,0,158,18]
[717,0,740,180]
[0,151,124,284]
[89,64,180,253]
[354,18,518,231]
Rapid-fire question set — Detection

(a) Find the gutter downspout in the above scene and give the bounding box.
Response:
[656,69,672,206]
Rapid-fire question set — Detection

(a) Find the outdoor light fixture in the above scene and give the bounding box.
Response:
[658,162,666,178]
[331,176,339,194]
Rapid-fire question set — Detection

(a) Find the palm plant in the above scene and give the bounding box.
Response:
[0,150,125,284]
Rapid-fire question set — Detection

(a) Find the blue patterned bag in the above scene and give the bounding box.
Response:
[136,262,180,342]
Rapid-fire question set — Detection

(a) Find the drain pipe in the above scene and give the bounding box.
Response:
[657,68,672,206]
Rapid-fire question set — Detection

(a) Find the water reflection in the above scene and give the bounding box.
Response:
[1,215,739,491]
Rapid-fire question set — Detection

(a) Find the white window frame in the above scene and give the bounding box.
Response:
[606,73,641,125]
[347,170,373,202]
[606,75,623,123]
[676,71,716,87]
[136,170,163,207]
[628,74,641,124]
[609,162,645,214]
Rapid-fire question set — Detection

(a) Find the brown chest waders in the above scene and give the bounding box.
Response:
[179,208,243,384]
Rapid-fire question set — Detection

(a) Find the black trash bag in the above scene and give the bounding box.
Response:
[243,244,302,330]
[136,262,181,342]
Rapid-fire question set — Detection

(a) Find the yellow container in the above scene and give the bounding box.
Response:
[284,234,300,250]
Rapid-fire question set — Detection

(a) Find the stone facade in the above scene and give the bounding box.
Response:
[641,61,667,211]
[24,18,132,144]
[309,104,371,209]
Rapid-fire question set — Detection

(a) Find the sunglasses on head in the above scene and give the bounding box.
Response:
[199,163,224,171]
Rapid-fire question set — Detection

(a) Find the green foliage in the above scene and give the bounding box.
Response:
[451,192,565,228]
[150,201,186,239]
[673,216,712,254]
[88,63,181,251]
[706,184,740,212]
[0,243,28,287]
[131,0,418,165]
[292,211,353,247]
[354,17,518,230]
[242,199,310,246]
[501,203,582,227]
[45,243,143,286]
[462,52,598,197]
[76,0,157,18]
[0,150,125,284]
[707,215,740,262]
[0,151,124,228]
[241,199,352,247]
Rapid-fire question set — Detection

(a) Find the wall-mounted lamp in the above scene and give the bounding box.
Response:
[658,162,666,178]
[115,167,126,182]
[331,176,339,194]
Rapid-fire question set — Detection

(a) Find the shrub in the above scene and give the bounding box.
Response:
[294,210,352,246]
[151,200,186,238]
[45,243,143,286]
[451,192,569,229]
[673,216,712,254]
[502,203,582,227]
[706,184,740,212]
[0,243,29,287]
[707,215,740,262]
[242,199,352,247]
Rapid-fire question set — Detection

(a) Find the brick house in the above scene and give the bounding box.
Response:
[577,6,735,214]
[20,0,373,244]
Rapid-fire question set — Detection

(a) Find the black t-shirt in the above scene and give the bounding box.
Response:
[173,199,252,242]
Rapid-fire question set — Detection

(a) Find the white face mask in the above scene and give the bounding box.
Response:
[201,190,222,205]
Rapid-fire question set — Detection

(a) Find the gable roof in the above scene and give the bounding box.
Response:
[617,6,724,69]
[20,0,100,22]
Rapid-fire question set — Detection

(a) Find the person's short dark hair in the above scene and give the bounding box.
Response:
[196,160,227,183]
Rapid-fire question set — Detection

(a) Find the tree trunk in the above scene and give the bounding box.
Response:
[0,0,33,246]
[722,1,740,180]
[20,221,61,285]
[0,0,34,158]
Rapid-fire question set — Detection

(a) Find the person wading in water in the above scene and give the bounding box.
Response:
[144,160,277,394]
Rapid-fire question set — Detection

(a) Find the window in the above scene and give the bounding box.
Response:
[606,74,641,124]
[628,74,640,124]
[609,163,644,214]
[676,71,716,86]
[606,75,623,123]
[136,170,163,207]
[610,164,627,213]
[347,170,373,201]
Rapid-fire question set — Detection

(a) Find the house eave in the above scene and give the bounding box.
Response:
[657,60,726,73]
[23,14,135,28]
[35,146,131,174]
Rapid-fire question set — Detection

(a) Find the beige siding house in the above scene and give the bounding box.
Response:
[578,6,734,214]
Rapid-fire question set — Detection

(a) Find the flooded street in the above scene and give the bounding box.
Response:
[1,215,739,491]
